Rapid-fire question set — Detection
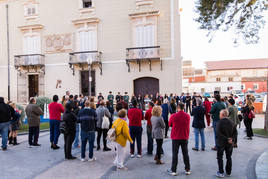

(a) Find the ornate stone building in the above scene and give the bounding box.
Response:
[0,0,182,103]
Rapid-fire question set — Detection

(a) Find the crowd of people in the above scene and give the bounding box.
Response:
[0,91,256,177]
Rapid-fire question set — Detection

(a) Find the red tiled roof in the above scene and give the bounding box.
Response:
[205,59,268,70]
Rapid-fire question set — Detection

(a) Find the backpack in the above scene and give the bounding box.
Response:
[248,110,255,119]
[102,115,110,129]
[107,120,123,142]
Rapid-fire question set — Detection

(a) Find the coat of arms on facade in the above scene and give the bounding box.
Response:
[44,33,73,53]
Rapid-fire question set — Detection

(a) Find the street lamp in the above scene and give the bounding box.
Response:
[87,56,93,97]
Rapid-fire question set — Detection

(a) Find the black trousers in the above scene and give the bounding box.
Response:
[186,103,191,114]
[217,145,233,174]
[244,118,253,137]
[156,139,163,159]
[97,128,108,148]
[64,132,75,159]
[28,126,40,145]
[171,140,190,172]
[164,120,169,137]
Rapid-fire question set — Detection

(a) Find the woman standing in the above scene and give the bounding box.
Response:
[242,98,255,140]
[9,103,21,145]
[63,102,77,160]
[169,98,177,114]
[203,97,212,127]
[112,109,133,170]
[191,99,206,151]
[227,98,239,147]
[151,106,165,164]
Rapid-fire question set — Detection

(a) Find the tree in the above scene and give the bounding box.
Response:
[195,0,268,44]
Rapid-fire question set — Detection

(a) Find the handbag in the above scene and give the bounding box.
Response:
[107,120,123,142]
[248,110,255,119]
[102,115,110,129]
[60,121,67,134]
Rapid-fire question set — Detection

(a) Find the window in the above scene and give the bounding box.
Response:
[216,77,221,82]
[77,30,97,51]
[228,77,233,82]
[82,0,92,8]
[253,84,259,90]
[23,35,41,54]
[135,25,156,47]
[241,84,245,90]
[24,4,38,17]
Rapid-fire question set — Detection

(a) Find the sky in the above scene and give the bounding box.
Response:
[180,0,268,68]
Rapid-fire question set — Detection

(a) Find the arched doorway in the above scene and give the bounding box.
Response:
[134,77,159,97]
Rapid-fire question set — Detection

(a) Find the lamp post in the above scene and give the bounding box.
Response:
[6,4,10,101]
[87,57,93,97]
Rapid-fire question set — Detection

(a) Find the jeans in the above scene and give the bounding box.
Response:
[114,142,126,168]
[194,128,205,149]
[0,122,10,149]
[73,124,80,148]
[217,145,233,175]
[81,131,95,159]
[49,120,60,145]
[171,140,190,172]
[164,120,169,137]
[213,120,218,148]
[245,118,253,137]
[64,131,75,159]
[97,128,108,149]
[156,139,163,159]
[146,125,153,154]
[129,126,143,155]
[29,126,40,145]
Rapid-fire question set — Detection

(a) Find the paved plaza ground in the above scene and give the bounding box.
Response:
[0,115,268,179]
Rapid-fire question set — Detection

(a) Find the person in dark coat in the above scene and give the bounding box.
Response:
[106,101,114,129]
[216,109,237,178]
[241,98,255,140]
[0,97,11,151]
[161,99,169,138]
[191,99,206,151]
[63,102,77,160]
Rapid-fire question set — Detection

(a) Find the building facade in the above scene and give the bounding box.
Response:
[0,0,182,103]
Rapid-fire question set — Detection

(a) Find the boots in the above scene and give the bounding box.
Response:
[8,137,13,145]
[13,137,19,145]
[156,159,164,165]
[52,143,60,150]
[154,155,158,161]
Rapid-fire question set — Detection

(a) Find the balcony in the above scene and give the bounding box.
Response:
[126,46,161,72]
[69,51,102,75]
[14,54,45,74]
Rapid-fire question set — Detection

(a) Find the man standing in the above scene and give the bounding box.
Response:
[25,97,44,147]
[0,97,11,151]
[123,92,129,104]
[49,95,64,150]
[180,93,186,104]
[167,103,191,176]
[77,101,98,162]
[116,92,121,103]
[145,102,154,155]
[185,93,191,114]
[107,91,114,106]
[216,109,237,178]
[209,94,226,151]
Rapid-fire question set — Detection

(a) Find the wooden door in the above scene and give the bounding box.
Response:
[28,74,39,98]
[134,77,159,97]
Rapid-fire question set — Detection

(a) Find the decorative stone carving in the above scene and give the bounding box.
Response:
[44,33,73,53]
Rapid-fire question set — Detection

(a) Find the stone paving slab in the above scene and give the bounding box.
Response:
[256,151,268,179]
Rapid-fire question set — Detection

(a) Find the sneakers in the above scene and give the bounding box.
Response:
[130,154,135,158]
[185,170,191,175]
[81,158,86,162]
[167,169,178,176]
[137,154,142,158]
[88,157,96,162]
[192,147,198,151]
[117,166,128,171]
[216,171,225,178]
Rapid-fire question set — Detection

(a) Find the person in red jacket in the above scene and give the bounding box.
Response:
[127,100,143,158]
[167,102,191,176]
[203,97,212,127]
[145,102,154,155]
[49,95,65,149]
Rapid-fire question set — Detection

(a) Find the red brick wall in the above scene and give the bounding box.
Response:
[242,81,267,93]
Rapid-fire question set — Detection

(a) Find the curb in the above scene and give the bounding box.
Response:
[254,134,268,139]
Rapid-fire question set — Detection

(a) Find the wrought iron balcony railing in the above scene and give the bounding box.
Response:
[126,46,161,72]
[14,54,45,67]
[69,51,102,75]
[126,46,160,61]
